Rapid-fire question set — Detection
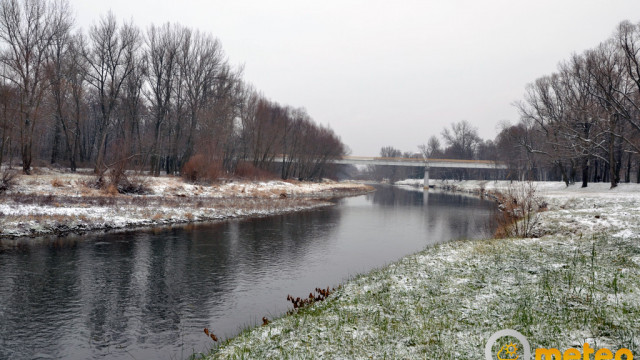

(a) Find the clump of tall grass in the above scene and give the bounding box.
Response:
[286,286,336,313]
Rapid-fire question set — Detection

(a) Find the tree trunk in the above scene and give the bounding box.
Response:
[8,135,13,169]
[69,142,77,172]
[569,159,576,184]
[151,121,163,176]
[581,156,589,188]
[51,119,61,164]
[0,134,5,168]
[625,153,631,183]
[614,143,622,185]
[94,128,109,173]
[609,130,617,188]
[558,160,569,186]
[0,113,6,167]
[22,141,32,174]
[69,111,81,173]
[21,112,32,174]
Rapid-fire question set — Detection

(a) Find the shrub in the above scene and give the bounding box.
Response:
[182,154,224,183]
[115,175,150,195]
[494,181,544,238]
[51,178,65,187]
[0,170,17,194]
[93,161,150,195]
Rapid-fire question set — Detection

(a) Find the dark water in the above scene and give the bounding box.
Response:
[0,185,495,360]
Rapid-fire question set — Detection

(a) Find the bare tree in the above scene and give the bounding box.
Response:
[616,21,640,140]
[82,11,140,172]
[0,0,72,173]
[45,7,76,167]
[178,28,224,165]
[247,98,286,169]
[64,33,88,170]
[0,70,18,166]
[200,61,244,172]
[554,55,602,187]
[441,120,480,160]
[516,74,577,185]
[145,23,183,175]
[584,41,633,188]
[419,135,442,159]
[495,123,532,180]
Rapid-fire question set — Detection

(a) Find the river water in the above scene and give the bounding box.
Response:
[0,185,495,359]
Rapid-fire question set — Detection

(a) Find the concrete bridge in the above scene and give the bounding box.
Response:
[275,155,507,188]
[330,156,504,169]
[332,156,506,187]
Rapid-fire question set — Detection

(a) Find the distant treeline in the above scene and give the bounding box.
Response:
[0,0,345,180]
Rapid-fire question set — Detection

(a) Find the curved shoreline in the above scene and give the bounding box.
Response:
[0,198,331,242]
[0,171,374,241]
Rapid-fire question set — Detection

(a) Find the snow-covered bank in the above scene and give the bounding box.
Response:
[210,181,640,359]
[397,177,640,197]
[0,170,373,239]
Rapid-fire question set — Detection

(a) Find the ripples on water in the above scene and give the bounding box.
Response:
[0,185,495,359]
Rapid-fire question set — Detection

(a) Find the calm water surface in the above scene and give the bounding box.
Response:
[0,185,495,359]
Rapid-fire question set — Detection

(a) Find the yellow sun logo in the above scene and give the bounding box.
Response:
[497,342,519,360]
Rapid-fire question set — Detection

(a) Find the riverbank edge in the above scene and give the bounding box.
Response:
[0,171,375,241]
[209,180,640,359]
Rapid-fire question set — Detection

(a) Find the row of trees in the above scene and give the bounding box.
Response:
[0,0,344,179]
[370,114,607,183]
[376,111,640,185]
[513,20,640,188]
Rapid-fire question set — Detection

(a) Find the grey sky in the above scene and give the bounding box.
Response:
[70,0,640,156]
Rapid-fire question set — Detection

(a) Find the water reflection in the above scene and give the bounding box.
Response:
[0,185,494,359]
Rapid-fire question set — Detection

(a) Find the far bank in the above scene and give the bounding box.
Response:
[0,168,374,240]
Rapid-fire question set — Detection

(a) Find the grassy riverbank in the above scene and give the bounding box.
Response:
[210,181,640,359]
[0,168,373,240]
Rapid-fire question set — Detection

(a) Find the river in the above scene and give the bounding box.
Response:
[0,185,495,359]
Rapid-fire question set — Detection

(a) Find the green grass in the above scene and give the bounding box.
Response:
[206,201,640,359]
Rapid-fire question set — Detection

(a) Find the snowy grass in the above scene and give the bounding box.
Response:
[208,182,640,359]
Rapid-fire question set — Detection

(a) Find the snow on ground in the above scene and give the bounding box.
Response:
[397,177,640,197]
[5,168,367,199]
[211,180,640,359]
[394,178,425,187]
[0,169,373,239]
[420,179,640,241]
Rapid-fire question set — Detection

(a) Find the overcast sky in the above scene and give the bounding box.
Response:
[70,0,640,156]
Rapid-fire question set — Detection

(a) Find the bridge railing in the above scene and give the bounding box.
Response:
[340,156,503,165]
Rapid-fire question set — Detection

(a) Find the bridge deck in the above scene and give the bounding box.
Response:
[331,156,506,169]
